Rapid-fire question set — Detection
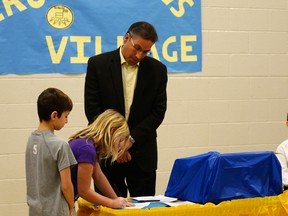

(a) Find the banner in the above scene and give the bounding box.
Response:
[0,0,202,74]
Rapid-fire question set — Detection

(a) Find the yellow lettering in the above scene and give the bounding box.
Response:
[162,0,173,5]
[46,36,68,64]
[27,0,45,8]
[151,45,160,61]
[162,0,194,18]
[0,13,4,21]
[95,36,102,55]
[117,36,123,47]
[45,34,198,65]
[163,36,177,62]
[171,0,194,17]
[181,35,197,62]
[70,36,90,63]
[2,0,27,16]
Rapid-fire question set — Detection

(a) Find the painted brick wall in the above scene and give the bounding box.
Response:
[1,0,288,215]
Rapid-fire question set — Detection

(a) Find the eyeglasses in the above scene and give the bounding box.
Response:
[130,37,152,56]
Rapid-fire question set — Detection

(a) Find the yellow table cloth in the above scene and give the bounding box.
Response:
[77,190,288,216]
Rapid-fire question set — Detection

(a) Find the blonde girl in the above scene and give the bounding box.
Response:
[69,109,134,209]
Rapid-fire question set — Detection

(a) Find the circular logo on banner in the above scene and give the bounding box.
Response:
[46,5,74,30]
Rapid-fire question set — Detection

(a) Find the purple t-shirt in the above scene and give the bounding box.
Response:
[69,138,96,200]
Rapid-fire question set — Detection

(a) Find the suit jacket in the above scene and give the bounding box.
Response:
[84,48,167,172]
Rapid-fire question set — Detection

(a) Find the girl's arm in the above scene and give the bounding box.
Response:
[77,162,127,208]
[92,162,118,199]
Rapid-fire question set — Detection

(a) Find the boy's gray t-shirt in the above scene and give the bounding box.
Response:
[25,130,77,216]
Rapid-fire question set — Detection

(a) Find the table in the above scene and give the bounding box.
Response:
[165,151,282,204]
[77,190,288,216]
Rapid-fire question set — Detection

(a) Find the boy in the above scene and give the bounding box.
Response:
[25,88,77,216]
[275,112,288,190]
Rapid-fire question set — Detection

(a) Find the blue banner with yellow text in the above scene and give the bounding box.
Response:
[0,0,202,74]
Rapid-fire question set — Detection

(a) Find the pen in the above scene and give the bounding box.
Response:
[136,200,160,202]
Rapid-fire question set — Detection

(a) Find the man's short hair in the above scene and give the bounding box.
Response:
[127,21,158,43]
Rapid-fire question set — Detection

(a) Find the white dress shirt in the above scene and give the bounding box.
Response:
[275,139,288,186]
[120,48,138,120]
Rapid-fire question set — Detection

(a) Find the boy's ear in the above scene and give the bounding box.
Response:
[286,121,288,128]
[51,111,58,120]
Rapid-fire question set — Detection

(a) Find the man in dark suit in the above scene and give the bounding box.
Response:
[84,21,167,197]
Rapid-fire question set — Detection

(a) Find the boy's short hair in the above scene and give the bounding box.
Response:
[37,88,73,122]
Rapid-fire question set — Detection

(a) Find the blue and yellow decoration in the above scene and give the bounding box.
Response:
[0,0,202,74]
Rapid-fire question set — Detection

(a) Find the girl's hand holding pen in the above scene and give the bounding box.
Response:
[113,197,135,209]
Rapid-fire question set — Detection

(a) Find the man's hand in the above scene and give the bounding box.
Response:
[117,151,132,163]
[117,139,134,163]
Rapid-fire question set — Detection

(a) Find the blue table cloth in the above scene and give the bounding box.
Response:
[165,151,282,204]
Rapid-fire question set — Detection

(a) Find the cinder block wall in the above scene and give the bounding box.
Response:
[1,1,288,215]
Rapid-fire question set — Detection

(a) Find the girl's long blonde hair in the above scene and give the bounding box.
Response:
[69,109,130,162]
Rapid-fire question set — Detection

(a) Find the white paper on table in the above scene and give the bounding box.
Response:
[126,195,195,209]
[125,200,195,209]
[132,195,177,203]
[165,201,195,207]
[125,202,151,209]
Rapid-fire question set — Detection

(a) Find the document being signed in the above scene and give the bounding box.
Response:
[126,195,194,209]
